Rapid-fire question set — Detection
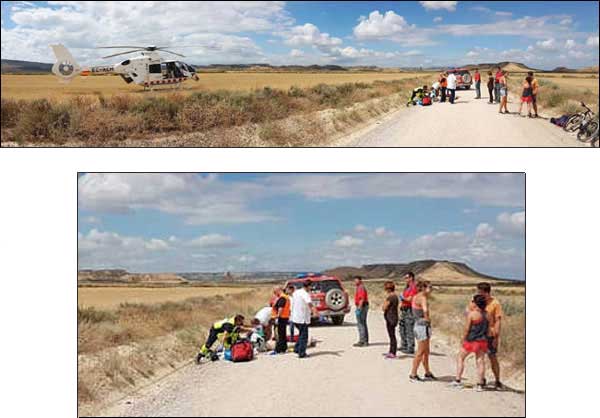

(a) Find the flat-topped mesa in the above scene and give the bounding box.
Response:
[77,269,188,284]
[324,260,516,283]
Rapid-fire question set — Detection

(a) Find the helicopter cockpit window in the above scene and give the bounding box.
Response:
[149,64,162,74]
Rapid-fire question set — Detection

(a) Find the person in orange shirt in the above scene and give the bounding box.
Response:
[467,282,504,389]
[439,72,448,103]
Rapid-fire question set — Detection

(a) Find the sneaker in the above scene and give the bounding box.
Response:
[298,354,309,359]
[409,375,423,383]
[424,372,437,381]
[476,384,485,392]
[384,353,397,360]
[449,380,463,389]
[269,351,278,356]
[494,381,503,390]
[353,342,367,347]
[195,352,204,364]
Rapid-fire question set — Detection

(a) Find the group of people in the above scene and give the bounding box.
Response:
[196,274,505,391]
[476,67,540,117]
[354,274,504,391]
[196,280,317,363]
[410,67,541,118]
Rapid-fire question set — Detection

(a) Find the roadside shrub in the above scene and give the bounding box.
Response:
[545,92,567,108]
[132,96,181,132]
[78,307,117,324]
[13,99,55,141]
[1,98,23,128]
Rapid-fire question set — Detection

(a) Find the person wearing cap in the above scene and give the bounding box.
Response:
[290,280,314,358]
[353,276,370,347]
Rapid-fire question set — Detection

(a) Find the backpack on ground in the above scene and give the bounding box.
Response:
[550,114,570,127]
[422,96,432,106]
[231,339,254,362]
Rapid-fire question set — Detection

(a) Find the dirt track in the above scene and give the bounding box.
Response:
[100,309,525,417]
[336,88,585,147]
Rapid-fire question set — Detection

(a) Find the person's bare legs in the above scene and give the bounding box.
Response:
[489,353,501,382]
[533,98,538,116]
[476,351,486,385]
[518,101,524,116]
[456,348,469,381]
[422,339,431,374]
[502,97,509,113]
[527,101,533,117]
[411,340,425,376]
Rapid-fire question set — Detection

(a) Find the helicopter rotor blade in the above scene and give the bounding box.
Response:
[101,49,146,59]
[96,46,149,50]
[159,50,186,58]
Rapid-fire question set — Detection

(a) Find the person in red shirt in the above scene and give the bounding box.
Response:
[494,66,503,104]
[353,276,369,347]
[399,272,417,354]
[474,69,481,99]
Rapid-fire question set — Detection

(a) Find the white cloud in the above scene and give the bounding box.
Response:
[78,173,277,225]
[433,17,443,23]
[536,38,558,51]
[354,224,369,233]
[586,36,599,47]
[496,211,525,238]
[475,223,494,238]
[1,1,290,64]
[281,23,342,49]
[565,39,577,49]
[419,1,458,12]
[466,50,479,58]
[334,235,364,248]
[495,11,513,18]
[353,11,434,46]
[374,227,389,237]
[290,48,304,57]
[188,234,239,248]
[560,17,573,26]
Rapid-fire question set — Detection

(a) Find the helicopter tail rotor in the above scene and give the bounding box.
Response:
[50,44,82,83]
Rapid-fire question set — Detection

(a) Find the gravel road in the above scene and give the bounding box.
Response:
[100,308,525,417]
[336,88,585,147]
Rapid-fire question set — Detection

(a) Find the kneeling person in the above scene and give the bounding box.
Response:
[196,314,251,363]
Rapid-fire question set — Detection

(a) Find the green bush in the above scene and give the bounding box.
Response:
[78,307,117,324]
[1,98,22,128]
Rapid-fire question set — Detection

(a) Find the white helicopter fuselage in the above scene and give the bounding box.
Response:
[50,45,198,88]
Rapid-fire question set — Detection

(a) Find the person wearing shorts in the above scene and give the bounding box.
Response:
[451,294,489,392]
[529,71,539,117]
[409,281,435,382]
[477,282,504,389]
[517,76,534,117]
[498,70,509,114]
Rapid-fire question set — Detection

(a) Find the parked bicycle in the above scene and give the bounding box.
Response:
[578,114,598,144]
[563,102,596,134]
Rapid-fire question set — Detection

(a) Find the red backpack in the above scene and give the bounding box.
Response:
[422,96,432,106]
[231,339,254,362]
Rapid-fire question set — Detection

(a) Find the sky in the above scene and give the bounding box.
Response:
[77,173,526,280]
[0,1,598,70]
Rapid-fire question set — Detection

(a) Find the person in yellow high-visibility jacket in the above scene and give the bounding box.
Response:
[196,314,251,363]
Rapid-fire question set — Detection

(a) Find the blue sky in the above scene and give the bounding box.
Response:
[1,1,598,69]
[78,173,525,279]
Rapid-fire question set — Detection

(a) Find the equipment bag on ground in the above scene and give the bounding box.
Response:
[231,339,254,362]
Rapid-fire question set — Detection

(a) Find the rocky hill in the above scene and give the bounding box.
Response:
[78,269,188,284]
[324,260,516,283]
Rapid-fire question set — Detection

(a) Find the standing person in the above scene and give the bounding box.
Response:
[410,281,436,382]
[474,68,481,99]
[286,284,296,343]
[290,280,314,359]
[271,286,291,354]
[487,71,495,104]
[353,276,370,347]
[439,72,447,103]
[477,282,504,389]
[529,71,540,118]
[452,295,489,392]
[447,71,457,104]
[494,66,503,103]
[399,272,418,354]
[517,75,534,117]
[382,281,399,359]
[498,70,509,114]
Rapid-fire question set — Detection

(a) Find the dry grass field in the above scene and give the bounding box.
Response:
[1,72,432,100]
[78,286,253,309]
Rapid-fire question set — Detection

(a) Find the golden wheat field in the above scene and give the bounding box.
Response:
[1,72,432,100]
[537,75,599,94]
[78,286,253,309]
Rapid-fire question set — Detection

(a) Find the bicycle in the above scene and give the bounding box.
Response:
[578,114,598,143]
[589,122,599,148]
[563,102,596,133]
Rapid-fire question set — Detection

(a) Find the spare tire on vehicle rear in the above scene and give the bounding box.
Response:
[462,73,472,84]
[325,288,347,311]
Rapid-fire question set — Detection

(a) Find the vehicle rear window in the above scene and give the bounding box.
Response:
[311,280,341,292]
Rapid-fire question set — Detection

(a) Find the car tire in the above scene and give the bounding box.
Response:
[325,288,347,311]
[462,74,472,84]
[331,316,344,325]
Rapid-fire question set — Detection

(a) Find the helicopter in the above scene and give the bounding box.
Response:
[50,44,200,90]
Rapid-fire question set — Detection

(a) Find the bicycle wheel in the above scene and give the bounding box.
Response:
[564,114,584,132]
[577,121,598,142]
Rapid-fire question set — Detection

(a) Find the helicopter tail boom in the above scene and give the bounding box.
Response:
[50,44,82,83]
